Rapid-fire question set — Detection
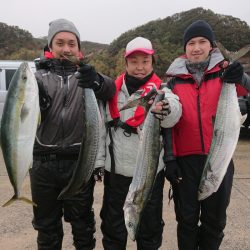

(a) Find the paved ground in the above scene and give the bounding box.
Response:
[0,134,249,249]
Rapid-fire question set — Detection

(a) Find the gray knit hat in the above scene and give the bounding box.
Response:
[47,18,81,48]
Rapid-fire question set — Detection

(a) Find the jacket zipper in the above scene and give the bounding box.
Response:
[61,73,68,149]
[196,82,205,154]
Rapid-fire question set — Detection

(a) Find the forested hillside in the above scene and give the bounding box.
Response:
[1,7,250,78]
[0,23,108,60]
[93,7,250,77]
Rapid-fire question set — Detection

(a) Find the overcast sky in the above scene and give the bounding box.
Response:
[1,0,250,44]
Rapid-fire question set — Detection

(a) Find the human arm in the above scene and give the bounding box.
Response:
[94,101,108,182]
[162,127,182,184]
[35,72,51,111]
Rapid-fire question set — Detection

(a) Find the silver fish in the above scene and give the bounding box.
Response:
[57,88,102,200]
[198,83,247,200]
[123,91,164,241]
[0,62,40,207]
[198,43,249,200]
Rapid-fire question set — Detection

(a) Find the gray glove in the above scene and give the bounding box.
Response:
[151,99,171,120]
[93,167,104,182]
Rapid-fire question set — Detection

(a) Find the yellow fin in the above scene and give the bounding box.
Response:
[2,195,37,207]
[20,103,29,122]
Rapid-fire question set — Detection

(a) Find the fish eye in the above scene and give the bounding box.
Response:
[128,222,133,228]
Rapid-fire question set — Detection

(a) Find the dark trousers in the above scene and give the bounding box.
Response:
[100,170,165,250]
[172,155,234,250]
[29,159,96,250]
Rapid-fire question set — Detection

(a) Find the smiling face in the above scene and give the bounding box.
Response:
[185,36,213,63]
[126,52,153,79]
[50,31,80,59]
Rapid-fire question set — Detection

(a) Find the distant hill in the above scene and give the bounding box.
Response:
[0,22,44,59]
[97,7,250,77]
[1,7,250,78]
[0,23,108,60]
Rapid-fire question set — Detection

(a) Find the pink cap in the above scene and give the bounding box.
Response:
[124,37,154,58]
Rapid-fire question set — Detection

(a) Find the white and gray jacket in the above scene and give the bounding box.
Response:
[95,80,182,177]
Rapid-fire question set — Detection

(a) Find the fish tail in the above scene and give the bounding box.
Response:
[2,195,18,207]
[19,196,37,206]
[2,195,37,207]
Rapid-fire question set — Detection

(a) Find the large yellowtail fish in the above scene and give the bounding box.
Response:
[0,62,40,207]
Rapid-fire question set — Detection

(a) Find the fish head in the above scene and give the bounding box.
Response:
[124,203,140,241]
[3,62,39,126]
[9,62,37,95]
[22,63,38,92]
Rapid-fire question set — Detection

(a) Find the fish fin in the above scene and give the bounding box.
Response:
[2,195,17,207]
[215,42,250,62]
[241,114,247,125]
[19,196,37,207]
[2,195,37,207]
[37,112,41,127]
[20,103,30,122]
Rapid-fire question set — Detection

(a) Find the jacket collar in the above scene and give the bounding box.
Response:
[166,48,224,77]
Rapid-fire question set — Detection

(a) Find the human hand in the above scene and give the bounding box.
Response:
[76,64,102,90]
[165,160,182,184]
[222,61,244,84]
[93,167,104,182]
[151,99,171,120]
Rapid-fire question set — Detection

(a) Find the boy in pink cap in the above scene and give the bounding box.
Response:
[97,36,182,250]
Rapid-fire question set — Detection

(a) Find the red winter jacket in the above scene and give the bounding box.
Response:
[165,48,248,157]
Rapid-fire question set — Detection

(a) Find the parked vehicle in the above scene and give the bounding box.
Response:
[238,59,250,130]
[238,94,250,129]
[0,60,36,119]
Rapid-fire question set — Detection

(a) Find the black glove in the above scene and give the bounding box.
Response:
[222,61,244,84]
[76,64,102,91]
[151,99,171,120]
[165,160,182,184]
[93,167,104,182]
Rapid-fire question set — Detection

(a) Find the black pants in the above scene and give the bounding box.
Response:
[29,158,96,250]
[172,155,234,250]
[100,170,165,250]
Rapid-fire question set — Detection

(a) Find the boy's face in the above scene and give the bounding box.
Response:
[185,37,212,63]
[126,52,153,79]
[50,31,80,59]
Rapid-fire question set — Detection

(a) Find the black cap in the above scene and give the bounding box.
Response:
[183,20,215,51]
